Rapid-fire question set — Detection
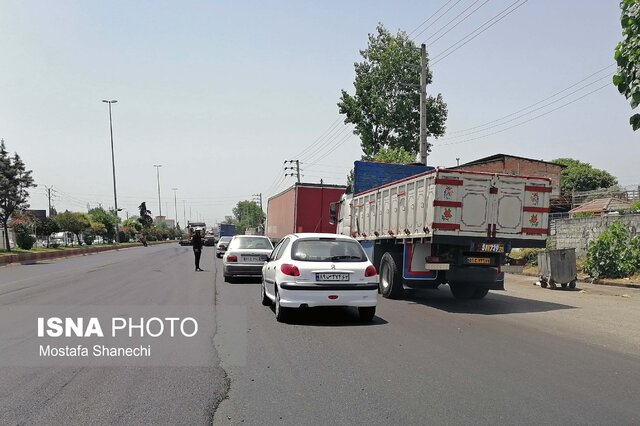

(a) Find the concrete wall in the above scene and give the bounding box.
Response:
[554,214,640,257]
[458,157,563,197]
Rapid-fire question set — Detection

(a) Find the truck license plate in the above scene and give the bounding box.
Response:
[477,243,504,253]
[466,257,492,265]
[316,273,349,282]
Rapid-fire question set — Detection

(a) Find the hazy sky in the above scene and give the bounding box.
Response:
[1,0,637,226]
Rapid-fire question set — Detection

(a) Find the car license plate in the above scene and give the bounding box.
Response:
[477,243,504,253]
[242,256,262,262]
[316,273,349,282]
[466,257,492,265]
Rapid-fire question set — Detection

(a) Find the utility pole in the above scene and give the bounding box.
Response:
[456,157,460,167]
[284,160,301,183]
[45,186,53,217]
[153,164,162,218]
[172,188,178,229]
[183,200,186,227]
[102,99,120,242]
[419,43,428,166]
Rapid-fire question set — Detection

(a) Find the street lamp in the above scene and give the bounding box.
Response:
[172,188,178,229]
[102,99,119,243]
[153,164,162,221]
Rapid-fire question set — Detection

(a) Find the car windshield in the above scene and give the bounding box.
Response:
[218,237,232,244]
[229,237,273,250]
[291,238,367,262]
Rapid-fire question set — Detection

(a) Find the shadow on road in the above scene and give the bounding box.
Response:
[275,306,388,327]
[404,287,576,315]
[226,277,262,285]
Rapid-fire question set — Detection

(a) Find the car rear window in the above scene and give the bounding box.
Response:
[229,237,273,250]
[291,239,367,262]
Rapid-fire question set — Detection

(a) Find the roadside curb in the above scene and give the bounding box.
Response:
[0,241,175,267]
[514,271,640,290]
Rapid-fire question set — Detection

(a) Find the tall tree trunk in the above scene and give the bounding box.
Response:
[2,219,10,252]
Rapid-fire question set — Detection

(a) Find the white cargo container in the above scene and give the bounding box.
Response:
[331,166,551,300]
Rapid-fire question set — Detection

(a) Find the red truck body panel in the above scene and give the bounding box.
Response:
[266,183,346,241]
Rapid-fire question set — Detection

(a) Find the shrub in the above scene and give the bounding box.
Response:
[16,233,36,250]
[584,221,640,279]
[509,248,541,266]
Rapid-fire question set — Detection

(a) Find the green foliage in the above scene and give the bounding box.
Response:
[584,221,640,278]
[0,140,36,251]
[613,0,640,130]
[232,200,265,235]
[138,202,153,228]
[552,158,618,193]
[16,233,35,250]
[338,23,447,159]
[88,207,117,241]
[630,200,640,212]
[54,211,91,245]
[573,212,595,218]
[371,146,415,163]
[36,217,60,242]
[509,248,541,266]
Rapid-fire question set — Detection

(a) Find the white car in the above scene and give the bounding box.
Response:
[261,233,378,323]
[223,235,274,282]
[215,236,233,258]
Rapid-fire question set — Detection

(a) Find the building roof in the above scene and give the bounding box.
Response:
[569,197,632,214]
[457,153,565,168]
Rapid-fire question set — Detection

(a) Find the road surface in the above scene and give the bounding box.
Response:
[1,244,639,425]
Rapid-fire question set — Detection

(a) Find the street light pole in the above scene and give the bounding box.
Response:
[153,164,162,220]
[172,188,178,229]
[102,99,120,243]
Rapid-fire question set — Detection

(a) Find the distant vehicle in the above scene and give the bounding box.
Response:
[219,223,237,237]
[180,221,207,246]
[222,235,274,282]
[261,233,378,323]
[265,183,346,243]
[215,236,233,258]
[203,235,217,246]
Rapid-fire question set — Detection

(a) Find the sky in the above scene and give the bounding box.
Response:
[1,0,637,226]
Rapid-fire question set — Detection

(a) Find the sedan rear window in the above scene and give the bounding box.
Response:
[291,239,367,262]
[229,237,273,250]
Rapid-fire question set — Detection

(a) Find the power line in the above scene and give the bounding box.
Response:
[440,73,614,141]
[446,64,615,136]
[431,0,529,65]
[423,0,492,46]
[437,82,610,147]
[411,0,465,40]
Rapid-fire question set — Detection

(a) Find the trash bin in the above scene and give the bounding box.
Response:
[537,248,577,289]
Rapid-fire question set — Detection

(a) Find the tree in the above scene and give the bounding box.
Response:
[54,211,91,246]
[0,140,36,251]
[552,158,618,193]
[338,24,447,159]
[138,202,153,228]
[88,206,117,242]
[371,146,416,163]
[232,200,264,235]
[613,0,640,130]
[37,216,60,247]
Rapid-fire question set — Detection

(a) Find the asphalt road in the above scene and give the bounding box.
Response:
[2,244,640,425]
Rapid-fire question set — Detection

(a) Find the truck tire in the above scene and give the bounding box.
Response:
[379,252,404,299]
[471,287,489,299]
[449,282,475,300]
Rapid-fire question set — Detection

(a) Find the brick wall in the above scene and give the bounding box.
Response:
[554,214,640,257]
[458,157,562,197]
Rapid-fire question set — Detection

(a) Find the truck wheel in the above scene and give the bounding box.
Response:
[471,287,489,299]
[358,306,376,322]
[449,282,475,300]
[379,252,404,299]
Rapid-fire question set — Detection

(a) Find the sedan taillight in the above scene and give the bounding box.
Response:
[365,265,377,277]
[280,263,300,276]
[227,255,238,262]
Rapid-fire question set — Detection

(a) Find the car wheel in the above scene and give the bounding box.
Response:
[449,282,475,300]
[379,252,404,299]
[261,281,271,306]
[358,306,376,322]
[275,289,289,323]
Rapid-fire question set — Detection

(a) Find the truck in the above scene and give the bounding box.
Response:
[219,223,237,237]
[179,221,208,246]
[330,161,551,300]
[266,182,347,242]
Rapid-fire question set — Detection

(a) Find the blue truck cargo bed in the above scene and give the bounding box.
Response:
[353,161,434,195]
